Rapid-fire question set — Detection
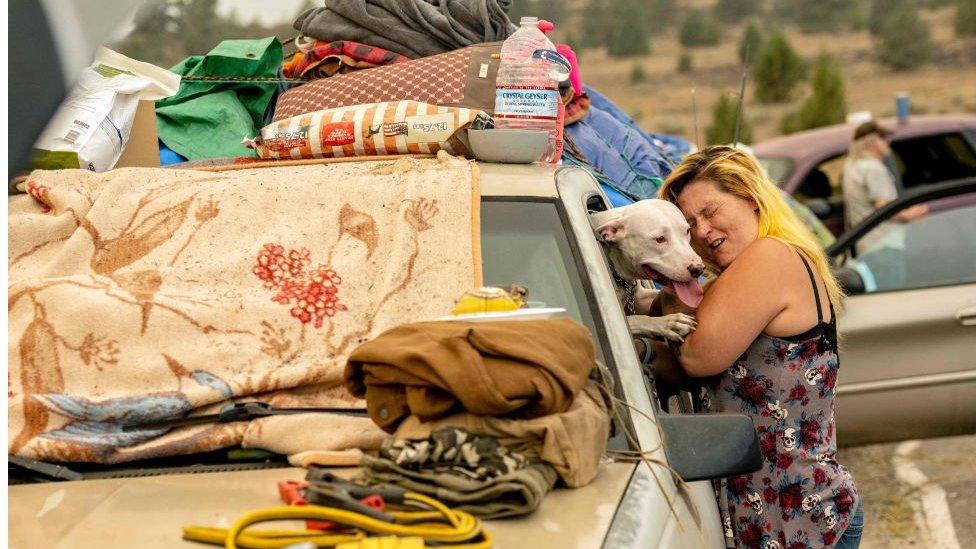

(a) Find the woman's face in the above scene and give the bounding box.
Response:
[676,179,760,269]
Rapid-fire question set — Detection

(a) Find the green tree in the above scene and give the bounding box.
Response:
[677,52,693,73]
[715,0,762,23]
[877,2,932,69]
[957,0,976,36]
[738,21,763,65]
[773,0,856,33]
[114,0,281,68]
[645,0,679,32]
[579,0,612,50]
[608,0,651,57]
[707,92,753,145]
[780,53,847,133]
[680,9,722,47]
[507,0,569,26]
[869,0,908,35]
[630,62,648,83]
[752,31,806,103]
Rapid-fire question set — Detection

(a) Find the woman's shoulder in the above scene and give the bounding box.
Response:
[720,238,803,290]
[735,237,795,267]
[714,238,798,297]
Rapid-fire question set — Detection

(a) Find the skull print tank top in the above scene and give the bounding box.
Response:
[702,252,859,549]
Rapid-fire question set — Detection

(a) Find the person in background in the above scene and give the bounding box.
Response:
[659,146,862,549]
[841,121,927,289]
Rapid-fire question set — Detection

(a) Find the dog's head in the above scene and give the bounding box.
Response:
[595,199,706,308]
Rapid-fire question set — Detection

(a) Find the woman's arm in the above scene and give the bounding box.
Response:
[677,238,793,377]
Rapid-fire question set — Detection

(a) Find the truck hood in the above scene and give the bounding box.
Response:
[9,462,636,548]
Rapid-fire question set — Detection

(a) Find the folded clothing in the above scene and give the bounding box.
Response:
[344,318,595,433]
[360,447,558,518]
[283,39,410,79]
[583,85,692,167]
[294,0,515,59]
[394,381,610,487]
[382,427,528,481]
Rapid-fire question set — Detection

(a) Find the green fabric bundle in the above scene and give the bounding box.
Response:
[156,37,282,160]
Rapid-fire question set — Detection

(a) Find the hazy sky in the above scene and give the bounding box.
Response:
[215,0,310,26]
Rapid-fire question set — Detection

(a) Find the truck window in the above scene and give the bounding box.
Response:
[480,199,607,364]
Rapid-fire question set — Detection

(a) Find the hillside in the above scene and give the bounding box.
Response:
[574,4,976,144]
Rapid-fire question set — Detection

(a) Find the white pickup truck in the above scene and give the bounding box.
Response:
[9,163,761,548]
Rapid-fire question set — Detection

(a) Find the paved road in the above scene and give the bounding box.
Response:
[838,434,976,548]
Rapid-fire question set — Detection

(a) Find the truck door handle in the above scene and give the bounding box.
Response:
[957,305,976,326]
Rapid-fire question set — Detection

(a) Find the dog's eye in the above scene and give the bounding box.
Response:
[654,236,667,244]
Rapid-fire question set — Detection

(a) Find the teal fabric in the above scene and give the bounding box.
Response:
[156,37,282,160]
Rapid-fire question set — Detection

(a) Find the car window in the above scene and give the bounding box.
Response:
[480,199,606,363]
[890,132,976,189]
[796,154,846,237]
[841,192,976,292]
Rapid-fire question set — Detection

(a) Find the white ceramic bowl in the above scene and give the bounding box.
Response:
[467,128,549,163]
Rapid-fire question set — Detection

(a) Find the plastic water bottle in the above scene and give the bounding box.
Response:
[494,16,564,163]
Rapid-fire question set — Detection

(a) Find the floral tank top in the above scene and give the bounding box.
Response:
[701,254,859,549]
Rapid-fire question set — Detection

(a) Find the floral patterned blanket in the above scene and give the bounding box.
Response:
[8,153,481,463]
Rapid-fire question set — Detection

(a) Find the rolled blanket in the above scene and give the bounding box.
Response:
[294,0,516,59]
[344,318,595,432]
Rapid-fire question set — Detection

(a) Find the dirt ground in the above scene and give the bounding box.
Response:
[578,5,976,144]
[838,434,976,548]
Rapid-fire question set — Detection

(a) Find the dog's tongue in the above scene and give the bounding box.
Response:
[671,279,704,309]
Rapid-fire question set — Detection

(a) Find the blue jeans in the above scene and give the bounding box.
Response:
[836,501,864,549]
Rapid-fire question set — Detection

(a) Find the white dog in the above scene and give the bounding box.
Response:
[591,199,705,342]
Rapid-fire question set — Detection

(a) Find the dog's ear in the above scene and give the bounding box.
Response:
[596,218,625,244]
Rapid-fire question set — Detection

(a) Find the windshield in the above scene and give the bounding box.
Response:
[480,199,607,362]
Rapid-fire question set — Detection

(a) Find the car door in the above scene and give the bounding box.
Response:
[829,181,976,445]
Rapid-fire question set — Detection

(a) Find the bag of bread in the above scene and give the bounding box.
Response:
[246,101,490,160]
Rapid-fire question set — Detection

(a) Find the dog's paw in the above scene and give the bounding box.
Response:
[659,313,698,342]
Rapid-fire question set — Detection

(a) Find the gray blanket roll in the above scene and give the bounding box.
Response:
[294,0,517,59]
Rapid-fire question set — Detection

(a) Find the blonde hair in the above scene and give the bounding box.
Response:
[659,145,844,310]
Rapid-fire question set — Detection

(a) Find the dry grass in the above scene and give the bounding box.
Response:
[578,5,976,144]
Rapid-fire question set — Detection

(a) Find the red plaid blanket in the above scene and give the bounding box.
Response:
[284,40,410,79]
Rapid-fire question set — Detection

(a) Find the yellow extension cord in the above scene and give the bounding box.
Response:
[182,491,493,549]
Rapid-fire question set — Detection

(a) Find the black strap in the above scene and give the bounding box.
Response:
[798,254,824,324]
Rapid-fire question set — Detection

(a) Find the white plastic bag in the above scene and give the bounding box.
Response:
[33,47,181,172]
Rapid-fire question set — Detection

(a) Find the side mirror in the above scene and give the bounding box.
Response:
[833,266,865,295]
[657,413,762,482]
[803,197,832,218]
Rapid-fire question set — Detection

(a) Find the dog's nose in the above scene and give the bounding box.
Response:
[688,265,704,278]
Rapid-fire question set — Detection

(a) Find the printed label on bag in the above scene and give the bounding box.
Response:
[382,121,408,137]
[320,121,356,146]
[405,112,456,144]
[264,125,311,153]
[494,87,559,119]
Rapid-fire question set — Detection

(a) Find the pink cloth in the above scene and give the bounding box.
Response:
[556,44,582,97]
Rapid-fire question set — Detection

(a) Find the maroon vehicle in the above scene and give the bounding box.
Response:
[753,114,976,235]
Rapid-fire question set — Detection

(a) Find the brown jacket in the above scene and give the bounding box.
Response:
[344,318,595,432]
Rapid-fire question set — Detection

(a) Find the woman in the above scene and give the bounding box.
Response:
[659,146,862,549]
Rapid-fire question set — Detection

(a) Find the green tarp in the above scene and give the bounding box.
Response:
[156,37,282,160]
